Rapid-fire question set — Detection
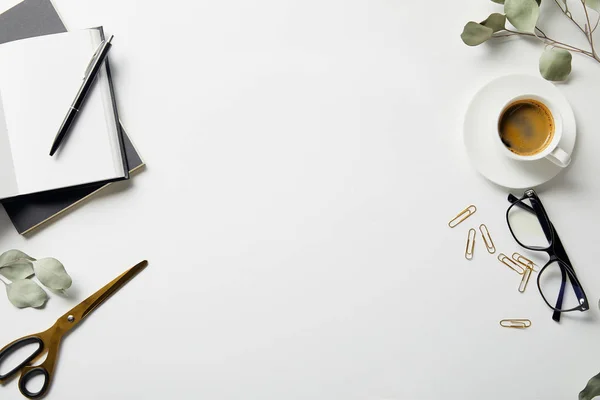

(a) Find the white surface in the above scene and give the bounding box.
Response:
[1,0,600,399]
[0,29,123,198]
[464,74,576,188]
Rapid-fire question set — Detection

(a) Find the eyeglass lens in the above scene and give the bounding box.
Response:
[507,197,551,249]
[538,260,582,311]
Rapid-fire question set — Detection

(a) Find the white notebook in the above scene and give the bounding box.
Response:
[0,28,128,201]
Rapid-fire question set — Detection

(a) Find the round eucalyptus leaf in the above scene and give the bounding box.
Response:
[461,22,494,46]
[0,249,34,267]
[585,0,600,12]
[505,0,540,33]
[481,13,507,32]
[580,371,600,400]
[33,258,72,290]
[539,48,572,81]
[0,260,34,281]
[6,279,48,308]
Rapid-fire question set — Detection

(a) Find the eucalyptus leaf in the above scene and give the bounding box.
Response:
[0,249,34,267]
[585,0,600,13]
[493,1,541,8]
[0,259,34,281]
[539,48,572,81]
[481,13,507,32]
[6,279,48,308]
[580,372,600,400]
[33,258,72,290]
[505,0,540,33]
[461,22,494,46]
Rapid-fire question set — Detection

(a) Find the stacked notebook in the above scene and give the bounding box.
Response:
[0,0,144,234]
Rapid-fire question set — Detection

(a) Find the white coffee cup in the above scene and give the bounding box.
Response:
[496,94,571,167]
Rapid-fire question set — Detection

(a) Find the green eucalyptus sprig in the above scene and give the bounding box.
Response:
[0,250,72,309]
[461,0,600,81]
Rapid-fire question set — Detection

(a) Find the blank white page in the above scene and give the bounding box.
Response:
[0,29,124,198]
[0,93,17,196]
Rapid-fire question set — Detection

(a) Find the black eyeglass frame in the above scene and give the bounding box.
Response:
[506,190,589,321]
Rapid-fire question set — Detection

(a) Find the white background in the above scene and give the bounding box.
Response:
[0,0,599,399]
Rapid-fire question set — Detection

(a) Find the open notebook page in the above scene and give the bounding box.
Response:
[0,29,124,198]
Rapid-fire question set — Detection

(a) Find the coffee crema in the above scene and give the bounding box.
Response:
[498,99,555,156]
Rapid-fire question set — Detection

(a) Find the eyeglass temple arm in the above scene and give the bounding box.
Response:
[507,194,586,320]
[553,266,588,320]
[553,268,568,322]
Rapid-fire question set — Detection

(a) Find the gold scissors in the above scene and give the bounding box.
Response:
[0,260,148,399]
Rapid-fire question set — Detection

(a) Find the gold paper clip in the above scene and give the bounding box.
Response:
[479,224,496,254]
[465,228,476,260]
[500,319,531,329]
[518,266,532,293]
[498,253,525,275]
[448,205,477,228]
[512,252,539,273]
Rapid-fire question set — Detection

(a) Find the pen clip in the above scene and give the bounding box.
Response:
[83,41,104,79]
[82,35,113,79]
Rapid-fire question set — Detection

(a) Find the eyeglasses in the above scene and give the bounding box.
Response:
[506,189,589,322]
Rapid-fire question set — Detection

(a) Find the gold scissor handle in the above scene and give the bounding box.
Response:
[19,325,64,399]
[0,336,44,383]
[18,364,51,399]
[0,324,63,399]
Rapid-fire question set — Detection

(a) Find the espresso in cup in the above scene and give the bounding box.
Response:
[498,98,555,156]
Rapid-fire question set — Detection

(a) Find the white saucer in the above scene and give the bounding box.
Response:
[463,74,576,189]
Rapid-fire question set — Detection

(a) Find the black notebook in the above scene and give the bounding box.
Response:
[0,0,144,234]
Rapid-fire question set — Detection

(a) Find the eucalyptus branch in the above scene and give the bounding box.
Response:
[460,0,600,81]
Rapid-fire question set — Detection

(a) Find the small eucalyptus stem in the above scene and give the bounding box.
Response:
[495,29,595,57]
[556,0,589,36]
[0,275,10,286]
[593,13,600,33]
[581,0,599,58]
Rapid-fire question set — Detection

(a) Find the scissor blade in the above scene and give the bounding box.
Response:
[65,260,148,322]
